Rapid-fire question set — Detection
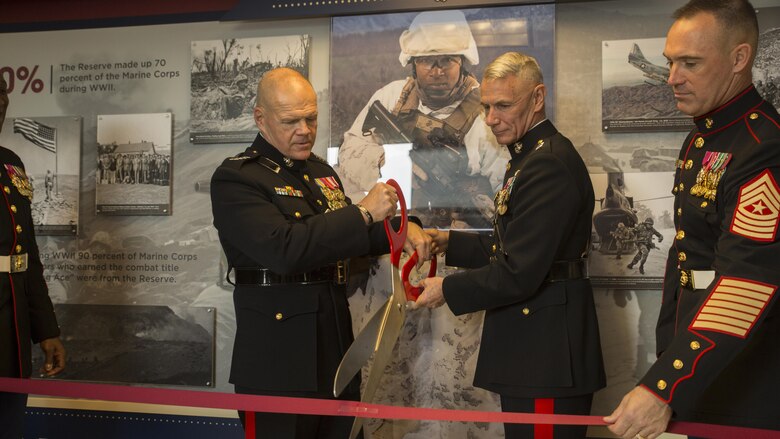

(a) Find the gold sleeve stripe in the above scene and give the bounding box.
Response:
[712,291,764,308]
[691,276,777,338]
[705,299,761,316]
[731,170,780,241]
[691,321,748,337]
[696,311,752,328]
[720,278,775,294]
[716,284,772,300]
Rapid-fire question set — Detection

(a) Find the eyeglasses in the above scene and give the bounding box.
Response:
[413,55,462,71]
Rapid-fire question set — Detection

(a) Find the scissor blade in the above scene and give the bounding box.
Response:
[333,300,390,397]
[348,294,406,439]
[348,266,408,438]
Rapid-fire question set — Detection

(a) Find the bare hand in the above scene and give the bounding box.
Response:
[604,386,672,439]
[39,337,66,376]
[425,229,450,254]
[413,276,446,309]
[358,182,398,222]
[404,222,432,267]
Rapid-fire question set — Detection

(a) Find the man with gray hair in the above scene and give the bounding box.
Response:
[415,51,605,439]
[606,1,780,437]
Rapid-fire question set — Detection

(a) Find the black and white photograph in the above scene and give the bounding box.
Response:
[755,27,780,110]
[32,304,215,387]
[96,113,172,215]
[0,115,81,235]
[589,171,675,289]
[189,35,311,144]
[332,5,554,230]
[601,37,693,133]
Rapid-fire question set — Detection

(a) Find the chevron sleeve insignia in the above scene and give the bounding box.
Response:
[730,169,780,241]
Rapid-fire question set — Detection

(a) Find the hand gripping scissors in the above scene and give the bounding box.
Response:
[333,179,436,439]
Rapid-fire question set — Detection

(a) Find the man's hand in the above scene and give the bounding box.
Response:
[413,276,446,309]
[425,228,450,254]
[358,182,399,222]
[39,337,66,376]
[604,386,672,439]
[404,222,432,267]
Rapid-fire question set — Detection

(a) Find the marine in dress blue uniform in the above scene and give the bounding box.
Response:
[416,52,605,439]
[210,68,428,439]
[606,2,780,437]
[0,74,64,439]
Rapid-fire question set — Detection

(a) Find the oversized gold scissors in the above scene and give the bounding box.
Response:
[333,179,436,439]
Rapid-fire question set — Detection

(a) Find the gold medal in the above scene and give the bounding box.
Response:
[4,165,33,200]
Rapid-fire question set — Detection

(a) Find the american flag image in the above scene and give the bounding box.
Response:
[13,118,56,153]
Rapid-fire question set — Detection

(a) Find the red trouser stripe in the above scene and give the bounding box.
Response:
[244,411,255,439]
[534,398,554,439]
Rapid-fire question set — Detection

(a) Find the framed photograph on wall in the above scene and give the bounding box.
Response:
[601,37,693,133]
[331,5,555,230]
[96,113,172,215]
[0,115,81,235]
[189,35,311,144]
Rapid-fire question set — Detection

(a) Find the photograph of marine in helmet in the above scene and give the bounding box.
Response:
[331,6,555,230]
[189,35,310,144]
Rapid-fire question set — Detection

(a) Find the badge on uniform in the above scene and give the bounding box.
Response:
[315,176,347,210]
[690,151,731,201]
[494,170,520,216]
[274,186,303,198]
[730,169,780,241]
[3,164,34,200]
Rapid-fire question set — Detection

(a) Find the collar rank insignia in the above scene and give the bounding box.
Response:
[494,170,520,216]
[228,156,251,161]
[315,176,347,210]
[730,169,780,241]
[3,164,33,200]
[690,151,732,201]
[274,186,303,198]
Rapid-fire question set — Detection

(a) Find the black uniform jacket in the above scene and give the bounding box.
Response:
[210,134,397,396]
[640,86,780,430]
[442,120,606,398]
[0,146,59,378]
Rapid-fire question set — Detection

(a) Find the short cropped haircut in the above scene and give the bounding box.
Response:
[673,0,759,51]
[483,52,544,85]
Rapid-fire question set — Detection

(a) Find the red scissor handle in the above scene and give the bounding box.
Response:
[383,179,407,267]
[402,252,437,301]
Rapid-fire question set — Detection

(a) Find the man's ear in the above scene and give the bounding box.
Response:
[254,106,265,133]
[732,42,752,74]
[533,83,547,113]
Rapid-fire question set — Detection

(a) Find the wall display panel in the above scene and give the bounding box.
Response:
[0,18,332,398]
[96,113,172,215]
[189,35,311,144]
[601,37,693,133]
[332,5,554,231]
[31,304,215,386]
[0,115,81,235]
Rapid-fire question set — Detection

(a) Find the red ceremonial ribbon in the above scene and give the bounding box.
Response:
[1,378,779,439]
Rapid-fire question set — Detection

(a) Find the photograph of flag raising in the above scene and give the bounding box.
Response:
[13,118,57,153]
[2,116,81,235]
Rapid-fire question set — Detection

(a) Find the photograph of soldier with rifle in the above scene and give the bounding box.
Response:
[333,7,555,230]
